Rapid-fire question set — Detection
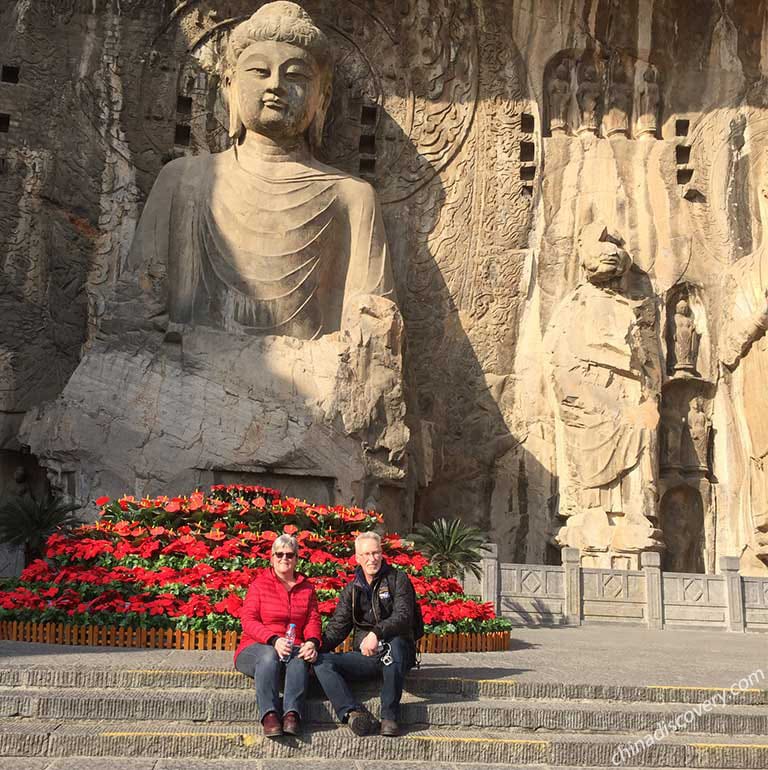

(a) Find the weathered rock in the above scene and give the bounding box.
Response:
[6,0,768,571]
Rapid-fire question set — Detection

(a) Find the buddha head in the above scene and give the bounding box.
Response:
[224,2,333,151]
[579,222,632,284]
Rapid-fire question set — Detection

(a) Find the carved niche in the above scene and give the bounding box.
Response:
[543,50,662,141]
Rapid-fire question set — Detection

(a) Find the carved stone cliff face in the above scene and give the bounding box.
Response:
[4,0,768,573]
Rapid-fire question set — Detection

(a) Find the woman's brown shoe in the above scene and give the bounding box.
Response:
[262,711,283,738]
[283,711,301,736]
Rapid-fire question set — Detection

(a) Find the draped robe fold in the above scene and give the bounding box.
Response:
[112,147,394,341]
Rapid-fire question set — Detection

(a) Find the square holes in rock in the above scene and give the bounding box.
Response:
[360,104,378,127]
[675,119,690,137]
[359,157,376,175]
[677,168,694,185]
[0,114,9,133]
[176,95,192,118]
[1,66,19,84]
[520,141,535,162]
[359,133,376,155]
[520,166,536,181]
[521,113,535,133]
[676,145,691,165]
[174,124,191,146]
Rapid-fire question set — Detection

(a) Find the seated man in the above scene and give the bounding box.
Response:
[313,531,419,737]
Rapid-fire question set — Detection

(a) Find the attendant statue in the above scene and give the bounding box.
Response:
[545,223,664,567]
[684,397,710,472]
[603,65,631,137]
[636,66,660,139]
[669,297,700,375]
[576,66,601,136]
[110,1,394,342]
[547,61,571,135]
[721,164,768,564]
[660,409,684,471]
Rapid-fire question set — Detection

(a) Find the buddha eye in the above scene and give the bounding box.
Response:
[285,68,310,81]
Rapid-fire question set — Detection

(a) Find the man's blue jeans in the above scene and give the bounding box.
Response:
[235,642,310,720]
[313,636,415,722]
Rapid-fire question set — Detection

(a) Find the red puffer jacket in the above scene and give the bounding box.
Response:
[234,568,322,664]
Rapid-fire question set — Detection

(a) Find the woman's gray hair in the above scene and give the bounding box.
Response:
[354,531,381,550]
[272,533,299,555]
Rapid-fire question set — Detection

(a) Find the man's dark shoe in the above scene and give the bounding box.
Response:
[380,719,399,737]
[262,711,283,738]
[346,709,372,736]
[282,711,301,736]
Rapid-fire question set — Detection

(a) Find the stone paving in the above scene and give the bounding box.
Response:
[2,624,766,688]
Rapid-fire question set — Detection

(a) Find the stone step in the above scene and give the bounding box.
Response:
[1,686,767,736]
[2,666,767,705]
[2,718,768,767]
[0,761,730,770]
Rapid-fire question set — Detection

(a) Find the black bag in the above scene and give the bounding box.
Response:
[413,599,425,641]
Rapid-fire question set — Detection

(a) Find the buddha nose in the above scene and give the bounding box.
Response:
[265,71,284,92]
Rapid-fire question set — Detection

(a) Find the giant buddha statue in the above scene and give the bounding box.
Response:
[21,2,412,526]
[113,1,394,341]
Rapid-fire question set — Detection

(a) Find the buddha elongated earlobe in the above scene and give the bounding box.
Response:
[308,82,332,153]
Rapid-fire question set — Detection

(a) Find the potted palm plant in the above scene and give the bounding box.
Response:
[0,493,83,567]
[409,518,490,580]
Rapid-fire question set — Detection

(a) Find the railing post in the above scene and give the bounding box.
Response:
[721,556,745,632]
[562,547,582,625]
[642,551,664,630]
[480,542,500,614]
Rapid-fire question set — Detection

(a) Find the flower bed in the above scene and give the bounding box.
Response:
[0,485,510,651]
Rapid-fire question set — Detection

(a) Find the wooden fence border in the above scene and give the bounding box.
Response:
[0,620,509,653]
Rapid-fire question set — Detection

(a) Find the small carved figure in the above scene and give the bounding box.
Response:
[670,297,700,374]
[660,410,684,471]
[576,65,602,135]
[547,61,571,135]
[604,65,632,137]
[685,397,711,472]
[637,66,660,139]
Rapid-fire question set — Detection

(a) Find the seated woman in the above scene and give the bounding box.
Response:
[234,533,321,737]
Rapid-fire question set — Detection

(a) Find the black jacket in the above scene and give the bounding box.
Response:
[321,561,417,651]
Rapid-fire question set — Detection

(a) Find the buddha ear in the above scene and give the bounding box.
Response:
[308,80,332,154]
[226,76,244,142]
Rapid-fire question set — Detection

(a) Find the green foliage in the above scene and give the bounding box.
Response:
[410,518,490,580]
[0,494,84,566]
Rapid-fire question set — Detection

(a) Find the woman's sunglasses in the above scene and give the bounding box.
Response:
[273,552,297,559]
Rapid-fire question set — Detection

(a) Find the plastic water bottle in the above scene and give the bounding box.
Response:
[281,623,296,662]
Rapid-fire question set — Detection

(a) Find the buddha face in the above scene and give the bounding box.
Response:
[583,241,631,283]
[234,40,326,140]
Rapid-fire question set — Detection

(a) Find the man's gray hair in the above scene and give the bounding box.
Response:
[272,533,299,555]
[354,531,381,550]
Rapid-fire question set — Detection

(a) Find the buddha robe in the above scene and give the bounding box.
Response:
[546,281,660,517]
[111,146,394,341]
[722,245,768,541]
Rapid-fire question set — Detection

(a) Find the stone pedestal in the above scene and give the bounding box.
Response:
[21,298,413,529]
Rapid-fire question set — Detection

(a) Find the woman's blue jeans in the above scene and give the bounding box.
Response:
[235,642,310,721]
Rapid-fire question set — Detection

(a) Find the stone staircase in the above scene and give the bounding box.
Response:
[0,664,767,768]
